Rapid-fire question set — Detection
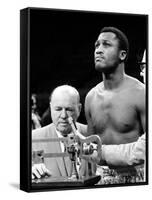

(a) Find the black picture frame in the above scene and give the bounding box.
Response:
[20,7,148,192]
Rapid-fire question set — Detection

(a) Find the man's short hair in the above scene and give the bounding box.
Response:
[100,27,129,61]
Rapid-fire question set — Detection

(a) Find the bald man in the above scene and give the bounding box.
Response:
[32,85,89,180]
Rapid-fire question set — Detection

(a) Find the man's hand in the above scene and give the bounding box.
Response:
[32,163,51,179]
[82,150,100,164]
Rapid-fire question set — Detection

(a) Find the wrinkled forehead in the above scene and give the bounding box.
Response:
[98,32,118,41]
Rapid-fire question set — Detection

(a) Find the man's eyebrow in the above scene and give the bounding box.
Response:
[95,40,99,45]
[95,38,111,44]
[102,38,112,42]
[54,106,61,108]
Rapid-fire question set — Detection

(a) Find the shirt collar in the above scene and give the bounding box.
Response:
[55,129,64,138]
[55,128,74,139]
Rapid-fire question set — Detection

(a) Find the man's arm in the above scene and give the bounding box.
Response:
[81,134,145,166]
[136,83,145,134]
[100,134,145,166]
[84,92,96,137]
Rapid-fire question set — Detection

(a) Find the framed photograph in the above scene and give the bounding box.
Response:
[20,7,148,192]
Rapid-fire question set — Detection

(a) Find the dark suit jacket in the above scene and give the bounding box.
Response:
[32,123,87,177]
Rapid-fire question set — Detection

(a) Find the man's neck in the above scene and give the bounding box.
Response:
[102,63,126,90]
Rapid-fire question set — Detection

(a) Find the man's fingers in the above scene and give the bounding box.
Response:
[32,174,35,180]
[32,163,51,179]
[32,164,44,179]
[41,163,51,176]
[37,164,44,175]
[32,166,41,179]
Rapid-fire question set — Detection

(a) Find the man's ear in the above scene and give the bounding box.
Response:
[119,50,127,61]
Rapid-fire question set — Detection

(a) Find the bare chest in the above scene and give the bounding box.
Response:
[90,90,137,134]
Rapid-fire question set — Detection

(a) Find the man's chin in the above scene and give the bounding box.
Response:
[95,64,115,73]
[95,64,106,72]
[57,126,71,136]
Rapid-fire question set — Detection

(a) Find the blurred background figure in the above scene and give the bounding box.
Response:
[31,94,41,130]
[41,106,52,127]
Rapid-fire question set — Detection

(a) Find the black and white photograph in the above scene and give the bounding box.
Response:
[20,7,148,192]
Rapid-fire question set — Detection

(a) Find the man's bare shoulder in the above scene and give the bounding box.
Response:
[126,75,145,92]
[125,76,145,106]
[86,82,104,100]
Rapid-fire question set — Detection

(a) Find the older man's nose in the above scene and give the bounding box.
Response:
[60,109,68,118]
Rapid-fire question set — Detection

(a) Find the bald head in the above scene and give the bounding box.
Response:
[50,85,81,136]
[50,85,80,104]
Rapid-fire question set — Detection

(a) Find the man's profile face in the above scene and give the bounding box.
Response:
[50,91,80,136]
[94,32,121,72]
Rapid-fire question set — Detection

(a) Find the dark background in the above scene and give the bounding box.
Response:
[30,8,148,125]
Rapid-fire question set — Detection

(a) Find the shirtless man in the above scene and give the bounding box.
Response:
[85,27,145,145]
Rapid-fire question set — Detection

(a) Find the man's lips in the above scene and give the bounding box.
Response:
[59,122,69,126]
[95,57,104,61]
